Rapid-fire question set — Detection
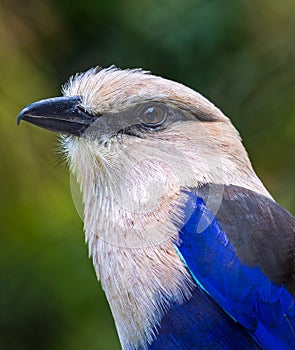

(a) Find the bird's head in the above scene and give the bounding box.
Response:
[18,66,268,250]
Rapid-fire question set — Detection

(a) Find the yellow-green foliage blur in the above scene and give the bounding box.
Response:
[1,1,294,349]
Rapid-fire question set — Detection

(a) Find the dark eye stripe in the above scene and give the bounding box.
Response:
[83,102,202,140]
[110,102,197,138]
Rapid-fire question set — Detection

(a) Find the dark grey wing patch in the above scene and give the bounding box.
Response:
[197,184,295,295]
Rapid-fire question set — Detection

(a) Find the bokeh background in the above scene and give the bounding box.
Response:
[1,0,295,349]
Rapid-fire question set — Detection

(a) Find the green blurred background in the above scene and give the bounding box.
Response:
[1,0,294,349]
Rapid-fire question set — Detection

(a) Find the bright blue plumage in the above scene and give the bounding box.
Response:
[148,190,295,350]
[146,285,261,350]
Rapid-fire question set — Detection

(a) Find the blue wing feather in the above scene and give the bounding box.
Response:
[146,285,262,350]
[176,190,295,349]
[147,188,295,349]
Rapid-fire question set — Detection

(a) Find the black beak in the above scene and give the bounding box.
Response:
[17,96,98,136]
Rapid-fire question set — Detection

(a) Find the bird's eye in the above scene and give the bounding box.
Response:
[140,105,167,127]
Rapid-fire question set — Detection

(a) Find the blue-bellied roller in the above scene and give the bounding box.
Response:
[18,66,295,350]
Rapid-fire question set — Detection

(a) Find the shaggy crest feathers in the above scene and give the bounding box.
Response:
[62,65,227,122]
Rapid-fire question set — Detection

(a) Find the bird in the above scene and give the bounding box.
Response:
[17,66,295,350]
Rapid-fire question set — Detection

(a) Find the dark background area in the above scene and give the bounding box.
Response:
[0,1,294,349]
